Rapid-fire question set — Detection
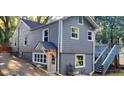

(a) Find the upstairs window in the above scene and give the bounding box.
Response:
[71,27,79,40]
[24,36,28,46]
[43,29,49,42]
[78,16,83,24]
[88,31,93,41]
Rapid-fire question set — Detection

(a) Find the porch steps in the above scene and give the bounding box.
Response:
[95,45,120,74]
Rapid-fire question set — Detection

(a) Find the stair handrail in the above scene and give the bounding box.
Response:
[102,45,118,65]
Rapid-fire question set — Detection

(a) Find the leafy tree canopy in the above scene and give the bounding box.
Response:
[94,16,124,47]
[0,16,52,44]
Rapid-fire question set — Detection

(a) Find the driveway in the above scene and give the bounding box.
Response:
[0,53,48,76]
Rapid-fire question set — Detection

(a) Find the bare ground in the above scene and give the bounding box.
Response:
[0,53,48,76]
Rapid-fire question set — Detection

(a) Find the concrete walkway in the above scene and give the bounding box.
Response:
[0,53,48,76]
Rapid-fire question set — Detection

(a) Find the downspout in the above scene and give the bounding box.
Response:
[17,26,20,56]
[90,31,95,76]
[57,20,62,75]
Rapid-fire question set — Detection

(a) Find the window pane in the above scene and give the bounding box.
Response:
[44,59,46,63]
[44,55,46,58]
[41,55,42,58]
[40,59,42,62]
[88,32,92,35]
[44,37,48,41]
[72,33,78,38]
[15,42,16,46]
[37,54,39,58]
[88,36,92,40]
[44,30,48,36]
[37,58,39,62]
[72,33,76,37]
[72,28,78,33]
[79,61,83,65]
[25,41,27,45]
[34,54,37,58]
[77,56,83,60]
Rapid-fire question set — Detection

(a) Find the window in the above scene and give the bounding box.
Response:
[33,53,47,65]
[75,54,85,68]
[14,38,16,46]
[71,27,79,39]
[43,29,49,42]
[24,36,28,46]
[88,31,93,41]
[14,42,16,46]
[78,16,83,24]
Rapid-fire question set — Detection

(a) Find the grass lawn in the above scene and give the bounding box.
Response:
[107,69,124,76]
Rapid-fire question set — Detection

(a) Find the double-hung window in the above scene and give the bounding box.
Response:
[43,28,49,42]
[75,54,85,68]
[88,31,93,41]
[24,36,28,46]
[71,27,79,39]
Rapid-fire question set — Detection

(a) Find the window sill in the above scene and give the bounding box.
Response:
[71,37,79,40]
[75,66,85,68]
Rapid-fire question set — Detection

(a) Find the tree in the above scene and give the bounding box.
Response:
[22,16,52,23]
[0,16,53,44]
[94,16,124,47]
[0,16,19,43]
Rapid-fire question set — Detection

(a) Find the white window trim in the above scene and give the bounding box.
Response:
[71,26,79,40]
[75,54,85,68]
[23,36,28,46]
[78,16,83,25]
[32,52,47,65]
[42,28,49,42]
[88,30,93,41]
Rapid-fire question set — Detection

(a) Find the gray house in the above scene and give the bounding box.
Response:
[12,16,120,75]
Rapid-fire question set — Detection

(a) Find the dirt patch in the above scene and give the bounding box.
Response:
[0,53,48,76]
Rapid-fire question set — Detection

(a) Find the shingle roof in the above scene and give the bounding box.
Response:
[22,19,42,29]
[42,42,57,49]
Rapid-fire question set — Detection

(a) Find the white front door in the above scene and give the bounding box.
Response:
[47,54,56,73]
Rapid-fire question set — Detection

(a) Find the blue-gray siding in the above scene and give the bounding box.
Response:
[62,16,94,54]
[60,53,93,74]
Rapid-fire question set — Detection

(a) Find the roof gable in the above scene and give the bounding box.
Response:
[22,19,42,29]
[35,42,57,51]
